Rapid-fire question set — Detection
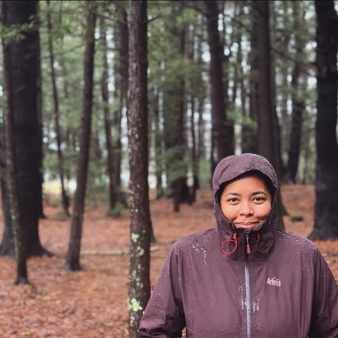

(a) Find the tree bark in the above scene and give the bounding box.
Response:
[279,1,291,159]
[255,1,275,166]
[112,4,129,207]
[162,7,190,212]
[2,0,50,259]
[243,8,258,154]
[204,1,234,169]
[65,3,96,270]
[255,1,285,231]
[46,0,70,217]
[187,25,199,202]
[0,123,15,258]
[152,86,164,199]
[309,1,338,240]
[127,0,152,335]
[1,0,31,284]
[100,18,118,215]
[287,2,305,184]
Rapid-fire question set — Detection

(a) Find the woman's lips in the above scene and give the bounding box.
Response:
[235,223,259,229]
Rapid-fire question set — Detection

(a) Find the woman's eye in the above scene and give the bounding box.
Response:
[227,198,238,203]
[254,197,265,202]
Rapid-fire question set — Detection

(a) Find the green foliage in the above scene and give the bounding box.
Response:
[198,159,212,189]
[289,214,304,222]
[106,202,124,217]
[0,16,37,45]
[3,0,319,212]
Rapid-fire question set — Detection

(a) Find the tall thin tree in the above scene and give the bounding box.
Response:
[310,1,338,240]
[65,2,97,270]
[127,0,152,335]
[287,2,305,184]
[100,17,117,215]
[255,0,285,231]
[46,0,70,216]
[204,1,234,170]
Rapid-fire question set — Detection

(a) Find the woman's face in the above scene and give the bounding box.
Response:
[220,174,272,231]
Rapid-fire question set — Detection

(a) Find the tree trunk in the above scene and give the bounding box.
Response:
[255,1,285,231]
[36,19,45,221]
[279,1,291,159]
[112,54,123,199]
[162,8,190,212]
[1,0,31,284]
[46,0,70,217]
[270,1,287,183]
[112,4,129,210]
[309,1,338,240]
[190,94,199,203]
[127,0,152,335]
[65,3,96,270]
[287,2,305,184]
[243,9,258,155]
[187,25,199,202]
[0,123,15,258]
[2,0,51,259]
[204,1,234,169]
[100,18,118,215]
[256,1,276,166]
[152,86,164,200]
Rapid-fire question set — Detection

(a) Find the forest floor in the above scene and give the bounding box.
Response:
[0,185,338,338]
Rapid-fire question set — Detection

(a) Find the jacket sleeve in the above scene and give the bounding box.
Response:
[308,248,338,338]
[138,242,186,337]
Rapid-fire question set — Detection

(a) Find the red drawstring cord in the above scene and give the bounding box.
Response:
[221,232,238,255]
[256,233,261,243]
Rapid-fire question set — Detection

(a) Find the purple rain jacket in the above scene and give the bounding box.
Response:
[138,153,338,338]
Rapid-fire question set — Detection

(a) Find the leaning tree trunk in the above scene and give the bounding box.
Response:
[46,0,70,216]
[309,1,338,240]
[65,3,96,271]
[204,1,234,171]
[127,0,152,335]
[2,0,50,258]
[255,1,285,231]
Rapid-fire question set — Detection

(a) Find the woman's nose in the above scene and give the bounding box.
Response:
[239,202,253,216]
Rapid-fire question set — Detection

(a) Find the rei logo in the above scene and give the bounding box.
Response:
[267,277,281,287]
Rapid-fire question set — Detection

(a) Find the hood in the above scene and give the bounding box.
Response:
[212,153,279,261]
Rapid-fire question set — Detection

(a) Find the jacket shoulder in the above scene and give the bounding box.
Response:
[274,230,320,255]
[172,229,217,252]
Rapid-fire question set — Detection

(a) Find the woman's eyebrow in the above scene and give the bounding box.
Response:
[251,191,267,196]
[225,192,240,197]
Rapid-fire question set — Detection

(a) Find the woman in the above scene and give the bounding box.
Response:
[138,153,338,337]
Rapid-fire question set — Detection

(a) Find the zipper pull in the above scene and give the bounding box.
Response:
[245,233,251,255]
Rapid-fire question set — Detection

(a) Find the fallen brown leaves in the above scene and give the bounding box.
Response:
[0,185,336,337]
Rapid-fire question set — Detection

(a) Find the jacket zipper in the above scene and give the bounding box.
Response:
[245,233,251,338]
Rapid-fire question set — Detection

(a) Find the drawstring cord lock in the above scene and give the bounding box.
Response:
[245,233,251,255]
[221,232,238,255]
